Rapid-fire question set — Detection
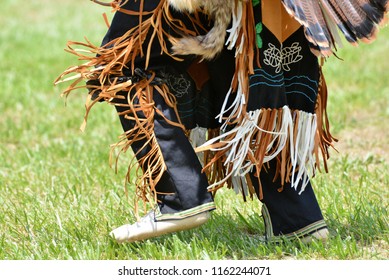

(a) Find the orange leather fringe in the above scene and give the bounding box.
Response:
[56,0,337,214]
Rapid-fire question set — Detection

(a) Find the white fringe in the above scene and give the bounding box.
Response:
[201,106,318,193]
[217,0,243,126]
[226,0,244,54]
[205,1,317,194]
[217,86,246,128]
[218,0,247,128]
[231,174,248,195]
[290,111,318,193]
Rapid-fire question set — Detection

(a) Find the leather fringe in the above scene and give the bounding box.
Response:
[56,0,338,211]
[55,0,197,217]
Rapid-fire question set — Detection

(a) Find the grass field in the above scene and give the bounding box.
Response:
[0,1,388,260]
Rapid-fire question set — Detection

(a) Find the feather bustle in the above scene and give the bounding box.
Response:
[281,0,388,56]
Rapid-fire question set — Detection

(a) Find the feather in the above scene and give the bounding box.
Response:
[319,0,359,44]
[281,0,389,56]
[281,0,335,56]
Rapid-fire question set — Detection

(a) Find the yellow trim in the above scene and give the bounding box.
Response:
[154,202,216,221]
[261,204,327,242]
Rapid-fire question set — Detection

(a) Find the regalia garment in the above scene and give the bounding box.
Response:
[56,0,387,238]
[196,0,388,196]
[56,0,228,221]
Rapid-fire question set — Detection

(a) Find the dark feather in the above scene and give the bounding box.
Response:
[282,0,335,56]
[281,0,388,56]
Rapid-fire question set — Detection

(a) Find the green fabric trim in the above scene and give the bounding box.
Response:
[253,0,262,48]
[256,22,263,49]
[154,202,216,221]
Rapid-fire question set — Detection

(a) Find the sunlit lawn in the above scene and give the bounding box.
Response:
[0,0,388,259]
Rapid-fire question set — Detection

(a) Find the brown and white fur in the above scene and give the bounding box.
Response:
[168,0,240,60]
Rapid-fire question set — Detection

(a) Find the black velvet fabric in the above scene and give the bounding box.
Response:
[247,26,320,113]
[115,87,213,214]
[250,160,325,235]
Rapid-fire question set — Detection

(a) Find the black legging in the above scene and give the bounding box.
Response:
[249,160,326,236]
[115,82,213,216]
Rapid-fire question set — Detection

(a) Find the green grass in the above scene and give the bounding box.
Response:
[0,0,388,260]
